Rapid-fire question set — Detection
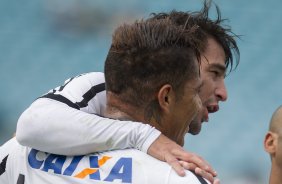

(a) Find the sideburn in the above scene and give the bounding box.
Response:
[144,99,162,125]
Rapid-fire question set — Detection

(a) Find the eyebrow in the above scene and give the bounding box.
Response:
[209,63,226,73]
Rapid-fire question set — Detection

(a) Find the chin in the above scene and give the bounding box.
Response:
[188,126,201,135]
[176,138,185,147]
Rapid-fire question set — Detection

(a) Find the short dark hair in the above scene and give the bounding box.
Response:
[104,18,202,108]
[150,0,240,74]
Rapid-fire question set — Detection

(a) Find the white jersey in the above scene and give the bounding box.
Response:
[0,138,210,184]
[16,72,161,155]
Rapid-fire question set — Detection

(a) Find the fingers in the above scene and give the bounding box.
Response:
[167,158,186,177]
[195,167,214,184]
[213,178,220,184]
[178,161,220,184]
[164,152,186,176]
[174,150,217,177]
[179,161,197,171]
[147,134,217,180]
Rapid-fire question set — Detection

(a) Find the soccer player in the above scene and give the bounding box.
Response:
[16,1,239,183]
[264,105,282,184]
[2,17,209,184]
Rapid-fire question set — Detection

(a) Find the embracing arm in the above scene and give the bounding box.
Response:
[16,72,160,155]
[16,97,160,155]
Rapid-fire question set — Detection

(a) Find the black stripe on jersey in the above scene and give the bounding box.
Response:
[75,83,105,108]
[17,174,25,184]
[41,93,80,110]
[57,77,75,92]
[41,83,105,110]
[0,155,8,176]
[191,171,208,184]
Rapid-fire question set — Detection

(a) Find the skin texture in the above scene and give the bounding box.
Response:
[151,70,202,147]
[264,106,282,184]
[189,37,227,135]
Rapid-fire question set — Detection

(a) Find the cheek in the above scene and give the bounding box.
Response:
[193,96,202,114]
[185,96,201,119]
[200,80,215,101]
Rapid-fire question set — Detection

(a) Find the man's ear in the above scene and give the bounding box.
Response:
[157,84,174,113]
[264,131,277,154]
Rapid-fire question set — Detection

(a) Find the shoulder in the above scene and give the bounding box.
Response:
[168,169,211,184]
[0,138,29,183]
[65,72,105,93]
[78,72,105,83]
[110,150,210,184]
[0,138,21,155]
[98,149,170,183]
[60,72,105,90]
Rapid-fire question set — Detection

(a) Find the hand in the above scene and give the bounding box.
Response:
[147,134,218,184]
[180,164,220,184]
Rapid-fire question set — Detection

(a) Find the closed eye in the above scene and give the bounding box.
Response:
[209,63,226,78]
[211,70,220,77]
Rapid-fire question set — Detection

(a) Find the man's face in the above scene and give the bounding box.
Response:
[163,71,203,146]
[189,37,227,135]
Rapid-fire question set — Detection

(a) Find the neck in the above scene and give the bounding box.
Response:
[104,92,163,131]
[104,92,146,122]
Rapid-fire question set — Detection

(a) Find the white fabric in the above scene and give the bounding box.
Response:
[0,138,209,184]
[16,72,161,155]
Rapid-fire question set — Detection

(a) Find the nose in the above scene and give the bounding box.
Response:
[215,80,228,101]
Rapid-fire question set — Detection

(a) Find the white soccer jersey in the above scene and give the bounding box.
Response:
[0,138,210,184]
[16,72,161,155]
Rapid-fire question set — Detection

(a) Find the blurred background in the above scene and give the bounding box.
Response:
[0,0,281,183]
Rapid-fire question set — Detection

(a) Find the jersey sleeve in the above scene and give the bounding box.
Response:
[0,146,8,183]
[16,72,161,155]
[0,138,18,184]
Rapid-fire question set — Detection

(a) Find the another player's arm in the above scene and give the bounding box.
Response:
[16,72,159,155]
[17,97,160,155]
[16,72,216,181]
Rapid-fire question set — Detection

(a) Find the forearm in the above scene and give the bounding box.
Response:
[16,98,161,155]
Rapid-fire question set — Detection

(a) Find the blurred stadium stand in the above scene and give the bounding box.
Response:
[1,0,282,183]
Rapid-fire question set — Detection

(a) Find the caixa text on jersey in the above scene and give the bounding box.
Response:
[28,149,132,183]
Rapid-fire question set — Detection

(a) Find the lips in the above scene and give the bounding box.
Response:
[207,104,219,113]
[201,104,219,122]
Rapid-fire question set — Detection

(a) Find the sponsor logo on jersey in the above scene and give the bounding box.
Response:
[28,149,132,183]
